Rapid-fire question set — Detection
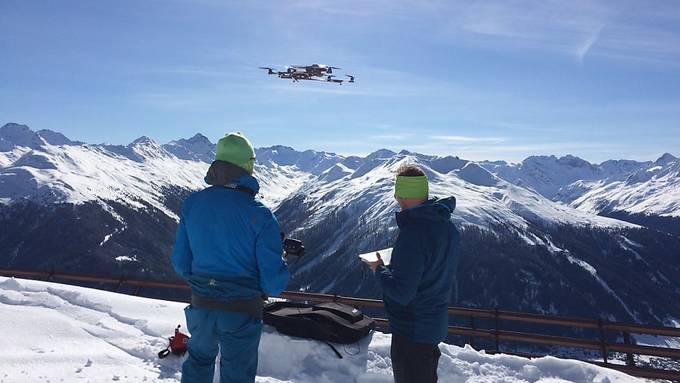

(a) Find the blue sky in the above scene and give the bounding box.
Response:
[1,0,679,162]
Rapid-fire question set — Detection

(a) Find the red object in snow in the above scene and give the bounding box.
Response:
[158,325,190,359]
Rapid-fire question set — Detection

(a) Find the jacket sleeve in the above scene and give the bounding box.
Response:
[171,213,193,280]
[255,215,289,296]
[377,229,425,306]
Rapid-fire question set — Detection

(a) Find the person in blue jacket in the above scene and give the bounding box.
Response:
[366,164,460,383]
[171,132,289,383]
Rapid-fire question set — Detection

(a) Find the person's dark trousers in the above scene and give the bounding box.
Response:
[391,333,441,383]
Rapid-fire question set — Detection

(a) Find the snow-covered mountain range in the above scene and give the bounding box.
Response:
[2,122,678,223]
[479,153,680,218]
[1,122,679,327]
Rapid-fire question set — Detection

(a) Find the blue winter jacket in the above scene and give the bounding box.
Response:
[171,174,289,299]
[378,197,460,344]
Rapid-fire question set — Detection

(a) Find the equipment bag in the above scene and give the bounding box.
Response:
[263,301,375,358]
[158,325,191,359]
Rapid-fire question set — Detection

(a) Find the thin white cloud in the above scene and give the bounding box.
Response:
[370,134,413,141]
[576,24,605,63]
[433,0,680,65]
[430,135,507,144]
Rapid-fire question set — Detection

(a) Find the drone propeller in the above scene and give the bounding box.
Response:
[259,67,275,75]
[346,75,355,82]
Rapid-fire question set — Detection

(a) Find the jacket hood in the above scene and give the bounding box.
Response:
[396,196,456,227]
[205,160,260,195]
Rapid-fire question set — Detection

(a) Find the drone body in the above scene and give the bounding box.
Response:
[259,64,355,84]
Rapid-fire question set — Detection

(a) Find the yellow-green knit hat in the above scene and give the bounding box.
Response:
[215,132,256,174]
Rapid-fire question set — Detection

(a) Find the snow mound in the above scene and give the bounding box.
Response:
[0,277,642,383]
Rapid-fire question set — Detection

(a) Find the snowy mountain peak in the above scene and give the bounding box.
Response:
[522,154,593,169]
[266,144,296,152]
[454,162,499,187]
[655,152,678,166]
[130,136,157,146]
[36,129,79,146]
[0,123,45,150]
[125,136,171,161]
[522,155,558,165]
[365,149,396,161]
[170,133,212,147]
[557,155,594,169]
[187,132,210,142]
[163,133,215,163]
[430,156,469,174]
[256,145,301,164]
[1,122,31,133]
[256,146,344,175]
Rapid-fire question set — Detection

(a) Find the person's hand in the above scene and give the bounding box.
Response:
[366,252,384,273]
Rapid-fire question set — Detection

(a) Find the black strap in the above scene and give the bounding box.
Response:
[325,342,343,359]
[191,294,263,318]
[158,348,170,359]
[315,318,344,359]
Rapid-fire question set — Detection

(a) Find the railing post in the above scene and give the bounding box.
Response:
[598,319,608,365]
[115,274,126,293]
[623,331,635,367]
[469,317,476,349]
[133,284,143,296]
[494,308,500,353]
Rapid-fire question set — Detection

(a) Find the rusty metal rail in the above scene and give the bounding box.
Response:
[1,268,679,381]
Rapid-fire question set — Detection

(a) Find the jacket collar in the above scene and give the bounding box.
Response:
[205,160,260,196]
[395,196,456,228]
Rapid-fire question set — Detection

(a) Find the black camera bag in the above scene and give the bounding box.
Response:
[263,301,375,357]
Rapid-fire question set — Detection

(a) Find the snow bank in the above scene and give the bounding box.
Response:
[0,277,642,383]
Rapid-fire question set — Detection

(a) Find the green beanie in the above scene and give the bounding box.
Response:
[395,175,429,199]
[215,132,256,174]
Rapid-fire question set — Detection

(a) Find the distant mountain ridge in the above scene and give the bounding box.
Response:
[1,122,679,327]
[3,121,677,219]
[479,153,680,219]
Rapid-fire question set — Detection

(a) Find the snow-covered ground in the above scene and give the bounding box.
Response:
[0,277,643,383]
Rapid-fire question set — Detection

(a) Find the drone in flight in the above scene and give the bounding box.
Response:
[259,64,355,84]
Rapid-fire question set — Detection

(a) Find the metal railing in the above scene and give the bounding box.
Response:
[1,268,679,381]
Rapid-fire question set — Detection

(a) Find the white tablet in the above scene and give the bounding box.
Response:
[358,248,393,266]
